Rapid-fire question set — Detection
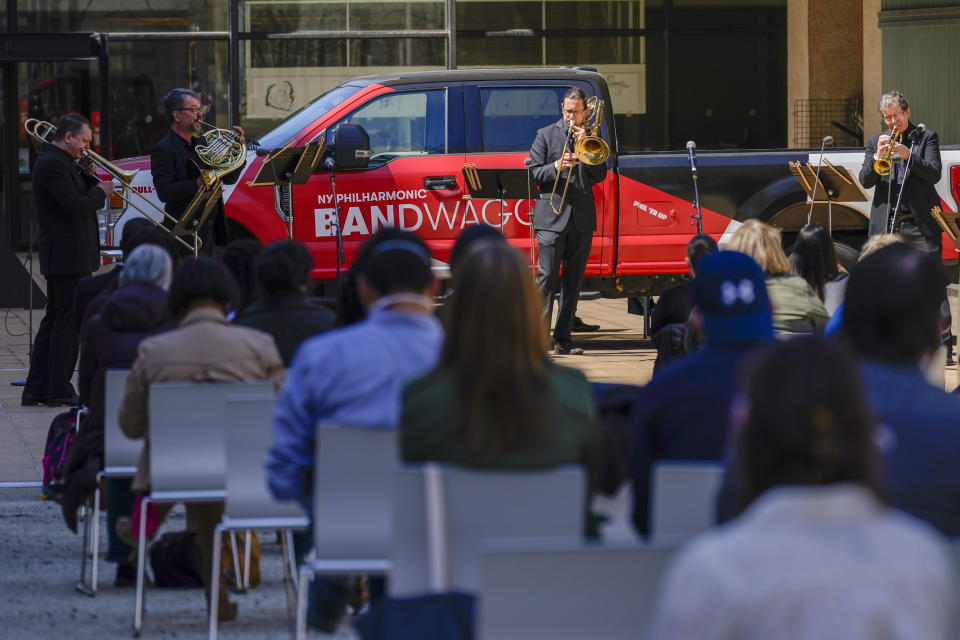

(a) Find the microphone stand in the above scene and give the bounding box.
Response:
[326,159,346,303]
[890,129,923,234]
[525,157,534,268]
[807,136,831,225]
[687,141,703,234]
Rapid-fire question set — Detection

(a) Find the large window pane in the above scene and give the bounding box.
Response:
[480,86,567,152]
[340,89,447,157]
[108,40,231,157]
[241,0,444,33]
[18,0,228,32]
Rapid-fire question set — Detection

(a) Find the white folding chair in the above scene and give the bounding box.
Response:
[479,540,677,640]
[389,465,585,596]
[134,381,273,636]
[650,461,724,544]
[294,426,397,640]
[77,369,134,596]
[208,393,308,640]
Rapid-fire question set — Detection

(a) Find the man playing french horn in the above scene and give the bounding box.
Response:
[151,89,244,255]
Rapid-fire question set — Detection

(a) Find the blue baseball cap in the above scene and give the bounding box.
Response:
[693,251,774,345]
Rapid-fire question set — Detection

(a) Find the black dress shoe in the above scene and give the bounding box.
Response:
[554,341,584,355]
[572,317,600,333]
[46,394,80,408]
[21,392,46,407]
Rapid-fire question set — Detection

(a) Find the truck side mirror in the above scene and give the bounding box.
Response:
[330,123,370,170]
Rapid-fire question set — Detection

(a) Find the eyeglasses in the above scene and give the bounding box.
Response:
[177,106,206,115]
[883,112,905,122]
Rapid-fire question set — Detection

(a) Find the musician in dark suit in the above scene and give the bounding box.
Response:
[23,113,115,406]
[151,88,243,254]
[529,87,608,355]
[859,90,942,254]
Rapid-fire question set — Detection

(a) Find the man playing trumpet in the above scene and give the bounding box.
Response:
[859,90,942,253]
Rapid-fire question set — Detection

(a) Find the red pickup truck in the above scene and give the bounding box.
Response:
[109,67,960,296]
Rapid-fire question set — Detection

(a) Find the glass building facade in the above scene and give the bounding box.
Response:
[1,0,787,247]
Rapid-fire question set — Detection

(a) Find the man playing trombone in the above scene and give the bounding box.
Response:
[22,113,115,407]
[151,89,244,255]
[529,87,608,355]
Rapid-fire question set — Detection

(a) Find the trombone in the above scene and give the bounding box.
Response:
[23,117,199,252]
[549,96,610,215]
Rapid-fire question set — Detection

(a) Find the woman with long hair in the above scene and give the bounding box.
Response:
[400,241,602,531]
[650,338,955,639]
[729,220,829,334]
[790,223,848,314]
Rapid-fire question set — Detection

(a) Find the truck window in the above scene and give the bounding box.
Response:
[341,89,446,162]
[480,87,568,152]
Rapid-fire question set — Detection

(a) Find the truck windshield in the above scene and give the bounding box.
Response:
[255,84,362,149]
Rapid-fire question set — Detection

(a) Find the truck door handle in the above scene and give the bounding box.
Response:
[424,176,458,190]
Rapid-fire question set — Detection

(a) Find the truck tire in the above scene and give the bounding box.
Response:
[833,241,859,273]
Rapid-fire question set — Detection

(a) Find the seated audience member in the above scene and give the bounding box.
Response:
[401,241,603,535]
[62,244,177,584]
[233,240,334,366]
[650,337,956,640]
[824,233,904,335]
[728,219,828,334]
[630,251,773,536]
[118,257,284,620]
[266,228,444,633]
[790,223,848,314]
[220,238,264,314]
[72,217,153,330]
[650,233,718,373]
[841,243,960,535]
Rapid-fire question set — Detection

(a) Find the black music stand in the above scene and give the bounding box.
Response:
[171,182,222,257]
[789,160,867,234]
[247,140,325,239]
[461,167,537,234]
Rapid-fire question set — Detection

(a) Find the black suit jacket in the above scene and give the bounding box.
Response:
[859,122,942,241]
[529,119,608,233]
[73,266,121,332]
[151,129,241,246]
[33,143,105,277]
[233,292,335,367]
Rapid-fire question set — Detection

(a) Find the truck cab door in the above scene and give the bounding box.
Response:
[463,81,612,275]
[293,83,465,280]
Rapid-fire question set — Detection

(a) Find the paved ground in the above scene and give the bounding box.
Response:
[1,281,957,638]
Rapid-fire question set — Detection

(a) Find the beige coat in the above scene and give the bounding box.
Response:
[118,306,285,492]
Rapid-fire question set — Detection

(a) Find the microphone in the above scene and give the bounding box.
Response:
[908,123,926,141]
[686,140,696,173]
[324,157,336,171]
[807,135,833,225]
[524,157,532,167]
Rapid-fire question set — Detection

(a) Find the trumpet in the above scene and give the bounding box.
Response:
[874,127,902,176]
[549,96,610,215]
[23,117,199,252]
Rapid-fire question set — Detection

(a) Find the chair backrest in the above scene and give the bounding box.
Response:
[103,369,139,471]
[478,540,676,640]
[312,426,398,559]
[650,461,724,544]
[224,393,305,523]
[390,465,585,596]
[148,381,273,496]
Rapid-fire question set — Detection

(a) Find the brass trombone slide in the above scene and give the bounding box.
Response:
[23,117,199,252]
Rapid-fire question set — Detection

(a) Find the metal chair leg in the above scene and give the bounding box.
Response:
[91,479,102,594]
[242,530,252,590]
[280,529,297,621]
[229,530,244,594]
[75,504,94,596]
[295,565,314,640]
[133,496,150,636]
[208,522,226,640]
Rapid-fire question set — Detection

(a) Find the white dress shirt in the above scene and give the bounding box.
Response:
[648,484,956,640]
